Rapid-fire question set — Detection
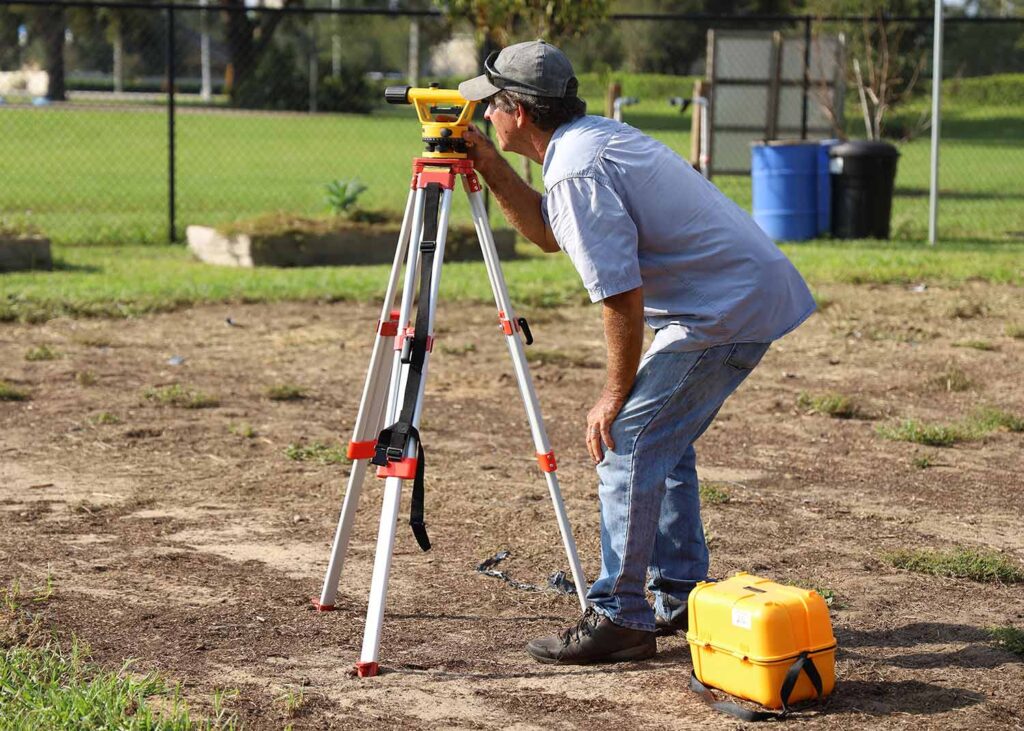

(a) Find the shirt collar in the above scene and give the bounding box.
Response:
[542,115,587,179]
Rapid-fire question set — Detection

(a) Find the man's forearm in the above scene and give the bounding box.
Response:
[477,158,558,252]
[602,287,645,400]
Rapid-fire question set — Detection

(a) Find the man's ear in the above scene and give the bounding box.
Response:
[514,103,530,129]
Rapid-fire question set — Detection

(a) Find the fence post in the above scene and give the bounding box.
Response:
[928,0,944,245]
[166,3,177,243]
[801,15,811,140]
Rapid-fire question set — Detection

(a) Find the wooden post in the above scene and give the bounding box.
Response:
[605,82,621,119]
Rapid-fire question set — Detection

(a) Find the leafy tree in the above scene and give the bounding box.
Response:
[219,0,304,97]
[437,0,610,48]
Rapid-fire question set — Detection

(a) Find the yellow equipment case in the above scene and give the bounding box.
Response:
[686,572,836,720]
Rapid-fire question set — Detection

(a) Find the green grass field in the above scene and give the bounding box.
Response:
[2,238,1021,323]
[1,85,1021,245]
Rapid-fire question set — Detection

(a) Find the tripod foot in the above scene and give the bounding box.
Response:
[355,661,379,678]
[310,598,336,612]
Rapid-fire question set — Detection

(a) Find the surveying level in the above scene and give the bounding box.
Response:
[385,83,479,158]
[312,89,589,678]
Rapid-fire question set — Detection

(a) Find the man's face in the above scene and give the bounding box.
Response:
[483,97,521,153]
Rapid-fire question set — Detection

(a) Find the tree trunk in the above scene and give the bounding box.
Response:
[221,0,256,92]
[41,7,66,101]
[221,0,300,96]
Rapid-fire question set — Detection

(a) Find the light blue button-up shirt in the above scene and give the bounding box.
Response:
[540,115,816,354]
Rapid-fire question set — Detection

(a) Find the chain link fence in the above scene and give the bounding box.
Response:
[0,2,1021,245]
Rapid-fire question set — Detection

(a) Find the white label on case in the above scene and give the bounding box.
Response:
[731,608,752,630]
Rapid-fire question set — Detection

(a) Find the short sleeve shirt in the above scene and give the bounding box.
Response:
[540,115,816,353]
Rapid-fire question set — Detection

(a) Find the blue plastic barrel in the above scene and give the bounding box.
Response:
[751,142,820,242]
[817,139,838,236]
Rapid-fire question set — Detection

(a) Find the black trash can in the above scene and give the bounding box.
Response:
[829,140,900,239]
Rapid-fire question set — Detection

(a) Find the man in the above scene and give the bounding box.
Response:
[459,41,815,665]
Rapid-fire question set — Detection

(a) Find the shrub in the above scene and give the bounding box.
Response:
[232,42,373,114]
[324,180,367,218]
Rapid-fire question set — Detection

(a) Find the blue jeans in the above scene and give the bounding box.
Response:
[586,341,770,631]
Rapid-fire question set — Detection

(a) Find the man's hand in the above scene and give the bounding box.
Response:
[586,389,626,464]
[586,287,645,464]
[463,124,501,177]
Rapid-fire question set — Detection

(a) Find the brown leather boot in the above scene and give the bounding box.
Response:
[526,607,657,665]
[654,611,689,637]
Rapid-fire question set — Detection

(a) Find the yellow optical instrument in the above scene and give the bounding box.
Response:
[385,84,479,159]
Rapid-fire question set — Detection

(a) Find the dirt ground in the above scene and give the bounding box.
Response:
[1,282,1023,729]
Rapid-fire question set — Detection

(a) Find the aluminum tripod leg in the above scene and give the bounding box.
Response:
[467,186,589,612]
[312,190,416,611]
[356,185,454,678]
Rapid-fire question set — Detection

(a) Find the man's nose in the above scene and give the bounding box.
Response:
[483,106,492,122]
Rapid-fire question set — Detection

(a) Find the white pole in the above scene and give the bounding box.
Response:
[928,0,943,245]
[199,0,211,102]
[408,18,420,87]
[332,0,342,78]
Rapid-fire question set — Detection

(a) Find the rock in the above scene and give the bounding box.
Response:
[0,236,52,272]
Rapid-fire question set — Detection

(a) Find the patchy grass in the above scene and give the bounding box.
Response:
[0,380,29,401]
[1006,323,1024,339]
[793,580,845,610]
[1,578,237,729]
[266,384,307,401]
[699,482,731,505]
[91,411,120,425]
[439,342,477,356]
[953,339,998,351]
[969,406,1024,433]
[988,626,1024,658]
[946,300,987,320]
[75,370,99,387]
[876,419,966,447]
[284,441,346,465]
[526,349,601,369]
[275,686,306,718]
[797,391,862,419]
[24,344,60,361]
[144,384,220,409]
[930,361,973,393]
[884,547,1024,584]
[230,423,257,439]
[70,333,114,348]
[911,454,935,469]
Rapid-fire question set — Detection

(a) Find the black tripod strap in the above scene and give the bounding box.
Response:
[409,439,429,551]
[372,182,441,552]
[689,651,824,722]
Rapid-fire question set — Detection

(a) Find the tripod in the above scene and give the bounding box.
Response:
[312,156,589,678]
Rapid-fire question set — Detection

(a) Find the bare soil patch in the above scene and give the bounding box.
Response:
[1,282,1022,729]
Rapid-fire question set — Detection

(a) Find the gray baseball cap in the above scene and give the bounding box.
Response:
[459,40,578,101]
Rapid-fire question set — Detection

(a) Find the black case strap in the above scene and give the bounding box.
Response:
[690,651,824,722]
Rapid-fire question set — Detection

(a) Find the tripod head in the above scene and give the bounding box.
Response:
[385,84,479,158]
